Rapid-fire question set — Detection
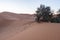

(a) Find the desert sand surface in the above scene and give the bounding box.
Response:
[0,12,60,40]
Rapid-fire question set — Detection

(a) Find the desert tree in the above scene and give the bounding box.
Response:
[44,6,53,22]
[35,4,53,22]
[35,5,45,22]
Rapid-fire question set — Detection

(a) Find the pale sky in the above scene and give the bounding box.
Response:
[0,0,60,14]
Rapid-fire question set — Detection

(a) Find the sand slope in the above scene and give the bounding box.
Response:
[0,12,60,40]
[0,12,34,40]
[6,23,60,40]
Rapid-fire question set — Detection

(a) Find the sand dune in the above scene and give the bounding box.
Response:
[0,12,60,40]
[0,12,34,40]
[6,23,60,40]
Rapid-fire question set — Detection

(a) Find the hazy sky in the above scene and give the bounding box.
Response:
[0,0,60,14]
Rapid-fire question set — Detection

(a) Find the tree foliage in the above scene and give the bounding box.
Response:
[35,4,53,22]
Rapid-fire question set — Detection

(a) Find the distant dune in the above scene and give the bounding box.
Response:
[0,12,60,40]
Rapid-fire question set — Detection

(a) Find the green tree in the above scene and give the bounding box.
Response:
[35,5,45,22]
[44,6,53,22]
[35,4,53,22]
